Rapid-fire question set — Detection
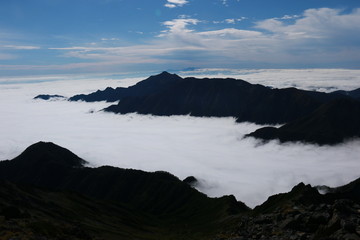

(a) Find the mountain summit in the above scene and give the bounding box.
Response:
[11,141,87,168]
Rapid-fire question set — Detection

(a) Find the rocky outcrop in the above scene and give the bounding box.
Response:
[222,199,360,240]
[217,181,360,240]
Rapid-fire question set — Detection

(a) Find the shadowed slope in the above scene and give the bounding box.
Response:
[247,98,360,145]
[104,75,345,124]
[1,142,360,240]
[0,142,249,238]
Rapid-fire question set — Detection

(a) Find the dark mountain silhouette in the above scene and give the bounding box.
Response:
[34,94,66,100]
[333,87,360,101]
[1,142,359,239]
[246,98,360,145]
[253,182,324,214]
[36,71,360,144]
[0,142,248,239]
[0,180,163,240]
[66,72,354,125]
[69,71,182,102]
[231,180,360,239]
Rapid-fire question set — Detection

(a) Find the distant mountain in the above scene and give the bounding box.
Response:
[66,71,352,124]
[69,71,182,102]
[246,98,360,145]
[37,71,360,143]
[94,72,349,124]
[34,94,66,100]
[1,142,359,239]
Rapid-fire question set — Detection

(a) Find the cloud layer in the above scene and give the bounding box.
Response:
[2,7,358,76]
[1,69,360,208]
[49,8,360,71]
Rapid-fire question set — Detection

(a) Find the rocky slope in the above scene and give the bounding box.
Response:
[219,182,360,240]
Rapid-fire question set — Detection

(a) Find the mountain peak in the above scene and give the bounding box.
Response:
[12,141,87,168]
[160,71,174,76]
[148,71,182,80]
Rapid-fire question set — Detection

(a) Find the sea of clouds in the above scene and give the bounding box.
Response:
[1,69,360,208]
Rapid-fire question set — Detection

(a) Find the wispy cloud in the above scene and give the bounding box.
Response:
[164,0,189,8]
[2,45,40,50]
[274,14,301,20]
[213,17,247,24]
[2,7,359,75]
[100,38,120,41]
[53,8,360,69]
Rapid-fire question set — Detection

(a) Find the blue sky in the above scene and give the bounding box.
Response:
[0,0,359,76]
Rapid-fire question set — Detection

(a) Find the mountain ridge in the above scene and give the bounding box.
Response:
[67,72,355,124]
[35,71,360,144]
[246,98,360,145]
[1,142,359,239]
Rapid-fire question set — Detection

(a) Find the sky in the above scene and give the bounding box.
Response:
[0,0,360,77]
[1,69,360,208]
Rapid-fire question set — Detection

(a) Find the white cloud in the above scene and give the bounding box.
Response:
[225,19,235,24]
[16,7,359,75]
[164,3,176,8]
[257,8,360,41]
[101,38,120,41]
[213,17,247,24]
[272,14,301,20]
[1,72,360,208]
[179,68,360,92]
[198,28,262,38]
[164,0,188,8]
[160,18,200,36]
[2,45,40,50]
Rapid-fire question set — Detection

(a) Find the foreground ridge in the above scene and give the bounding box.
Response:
[0,142,359,239]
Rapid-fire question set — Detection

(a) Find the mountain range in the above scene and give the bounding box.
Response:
[35,71,360,144]
[1,142,359,239]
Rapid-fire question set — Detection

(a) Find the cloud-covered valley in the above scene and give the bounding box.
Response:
[1,69,360,208]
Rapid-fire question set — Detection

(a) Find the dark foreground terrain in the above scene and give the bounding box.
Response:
[0,142,359,240]
[36,72,360,145]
